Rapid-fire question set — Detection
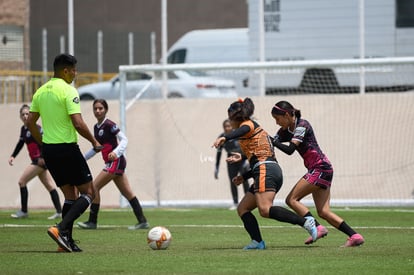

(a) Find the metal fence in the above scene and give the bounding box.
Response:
[0,71,115,103]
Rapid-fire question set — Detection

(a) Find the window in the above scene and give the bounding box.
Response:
[396,0,414,27]
[126,72,152,81]
[167,49,186,64]
[0,25,24,62]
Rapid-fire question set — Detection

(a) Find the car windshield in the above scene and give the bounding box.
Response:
[110,72,152,82]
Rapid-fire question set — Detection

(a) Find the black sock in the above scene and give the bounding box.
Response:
[59,194,91,231]
[89,203,100,224]
[20,187,28,213]
[62,200,75,239]
[338,221,357,237]
[50,189,62,213]
[304,211,320,227]
[129,197,147,223]
[269,206,306,226]
[240,212,262,242]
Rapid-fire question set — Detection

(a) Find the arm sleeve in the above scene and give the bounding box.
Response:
[215,148,222,169]
[113,131,128,158]
[273,138,296,155]
[223,125,250,140]
[84,148,97,160]
[11,139,25,158]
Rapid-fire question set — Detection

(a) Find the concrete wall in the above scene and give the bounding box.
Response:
[1,93,414,210]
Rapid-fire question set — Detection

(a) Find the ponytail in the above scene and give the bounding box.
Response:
[228,97,255,121]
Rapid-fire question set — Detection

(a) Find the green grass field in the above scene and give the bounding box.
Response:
[0,207,413,274]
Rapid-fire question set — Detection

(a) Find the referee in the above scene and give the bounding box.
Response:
[27,53,102,252]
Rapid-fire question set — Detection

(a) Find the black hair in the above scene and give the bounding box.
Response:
[19,104,30,114]
[271,100,301,119]
[227,97,255,122]
[93,99,109,111]
[53,53,77,73]
[222,119,231,127]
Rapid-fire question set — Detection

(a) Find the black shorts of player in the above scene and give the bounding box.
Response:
[42,143,92,187]
[248,160,283,194]
[31,157,47,169]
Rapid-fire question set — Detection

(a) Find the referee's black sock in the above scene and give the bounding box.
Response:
[60,194,91,231]
[62,200,75,239]
[240,211,262,242]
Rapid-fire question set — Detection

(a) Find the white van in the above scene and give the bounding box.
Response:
[167,28,249,64]
[167,28,251,96]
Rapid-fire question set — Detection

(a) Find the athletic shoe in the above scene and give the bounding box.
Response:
[243,240,266,250]
[11,210,28,219]
[228,204,237,210]
[128,222,150,230]
[342,233,365,247]
[47,225,72,252]
[57,239,82,252]
[47,212,62,220]
[77,221,97,229]
[303,216,318,241]
[305,225,328,245]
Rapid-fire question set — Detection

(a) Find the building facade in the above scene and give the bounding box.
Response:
[0,0,247,73]
[0,0,30,70]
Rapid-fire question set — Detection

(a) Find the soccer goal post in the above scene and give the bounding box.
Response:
[117,57,414,208]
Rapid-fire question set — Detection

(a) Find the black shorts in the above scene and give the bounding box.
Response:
[249,161,283,194]
[31,157,47,169]
[42,143,92,187]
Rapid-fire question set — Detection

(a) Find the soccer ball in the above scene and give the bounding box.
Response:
[147,226,172,250]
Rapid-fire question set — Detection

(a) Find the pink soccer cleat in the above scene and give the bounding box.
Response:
[342,233,364,247]
[304,225,328,245]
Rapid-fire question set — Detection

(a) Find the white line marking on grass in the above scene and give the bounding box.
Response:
[339,208,414,213]
[2,224,414,230]
[168,225,414,230]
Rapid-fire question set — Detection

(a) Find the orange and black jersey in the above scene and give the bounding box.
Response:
[223,120,275,168]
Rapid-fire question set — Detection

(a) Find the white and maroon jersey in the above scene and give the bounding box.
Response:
[11,125,42,161]
[94,118,121,163]
[276,118,331,170]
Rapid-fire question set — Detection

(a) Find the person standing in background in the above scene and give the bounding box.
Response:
[9,104,62,220]
[214,119,250,210]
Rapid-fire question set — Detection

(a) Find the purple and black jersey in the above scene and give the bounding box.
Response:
[276,118,331,170]
[94,118,120,163]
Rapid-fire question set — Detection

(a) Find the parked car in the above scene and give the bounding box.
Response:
[77,70,237,100]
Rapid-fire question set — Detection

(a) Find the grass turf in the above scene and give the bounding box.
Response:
[0,207,413,274]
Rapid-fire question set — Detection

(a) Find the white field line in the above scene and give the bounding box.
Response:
[1,224,413,230]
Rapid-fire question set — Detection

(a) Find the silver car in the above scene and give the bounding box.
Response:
[77,70,237,100]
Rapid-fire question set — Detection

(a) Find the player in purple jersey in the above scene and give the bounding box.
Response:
[271,100,364,247]
[77,99,149,230]
[8,104,62,219]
